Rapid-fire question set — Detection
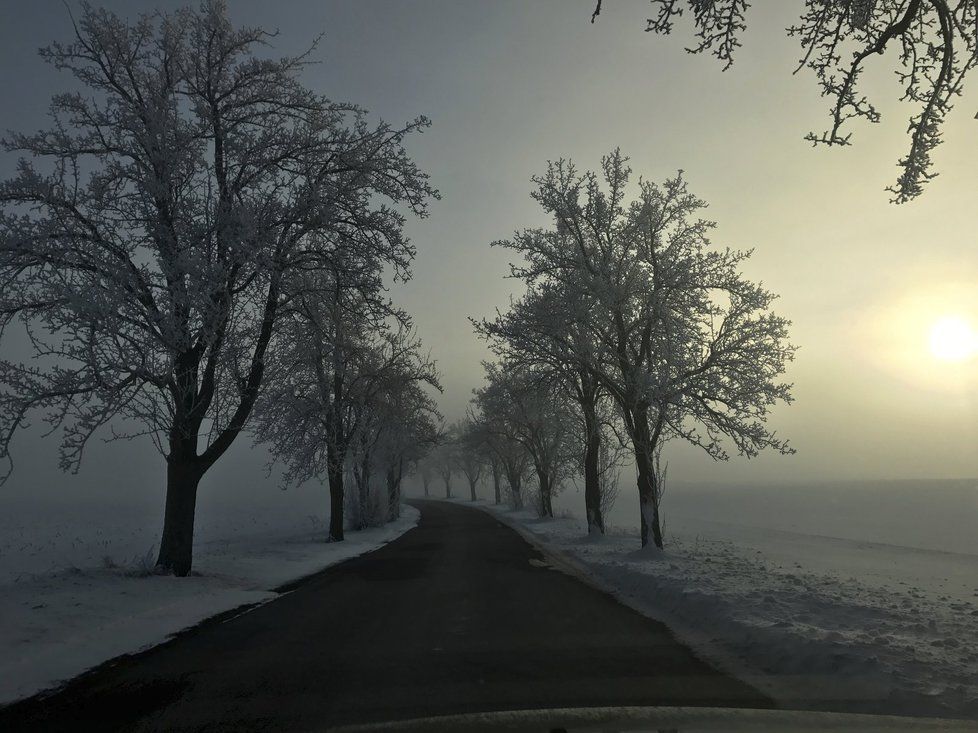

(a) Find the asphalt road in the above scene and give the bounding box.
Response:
[0,499,771,731]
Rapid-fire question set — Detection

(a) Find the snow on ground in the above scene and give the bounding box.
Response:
[474,499,978,720]
[0,500,419,705]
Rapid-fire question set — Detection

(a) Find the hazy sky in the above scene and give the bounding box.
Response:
[1,0,977,509]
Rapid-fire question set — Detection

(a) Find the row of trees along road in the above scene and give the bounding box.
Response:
[472,151,796,549]
[0,2,441,576]
[7,2,963,572]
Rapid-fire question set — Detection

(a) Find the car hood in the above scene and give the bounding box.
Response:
[329,705,978,733]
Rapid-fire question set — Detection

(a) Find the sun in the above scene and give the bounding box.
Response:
[928,315,978,363]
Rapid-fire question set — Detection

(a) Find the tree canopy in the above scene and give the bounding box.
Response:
[591,0,978,202]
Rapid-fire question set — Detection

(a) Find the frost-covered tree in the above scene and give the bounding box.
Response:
[589,0,978,202]
[416,456,435,497]
[256,307,439,537]
[471,418,505,505]
[0,2,435,575]
[369,380,441,522]
[471,389,531,509]
[476,282,631,533]
[498,440,532,509]
[585,400,629,527]
[340,345,440,529]
[453,418,488,501]
[486,448,503,505]
[347,408,386,528]
[476,282,612,533]
[496,437,531,509]
[487,451,503,504]
[474,361,575,518]
[253,222,434,541]
[432,426,458,499]
[468,404,520,506]
[496,150,795,547]
[596,433,624,522]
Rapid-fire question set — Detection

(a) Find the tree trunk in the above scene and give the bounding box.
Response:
[631,412,663,549]
[536,468,554,518]
[635,460,663,549]
[326,447,344,542]
[328,362,347,539]
[542,487,553,517]
[444,476,452,499]
[387,459,402,521]
[510,474,523,509]
[156,457,203,577]
[422,478,429,497]
[393,459,403,517]
[582,406,604,535]
[355,453,371,529]
[492,463,501,504]
[469,477,478,501]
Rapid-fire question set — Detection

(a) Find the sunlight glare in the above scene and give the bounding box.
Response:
[929,315,978,363]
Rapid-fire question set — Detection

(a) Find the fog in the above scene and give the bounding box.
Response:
[1,0,976,514]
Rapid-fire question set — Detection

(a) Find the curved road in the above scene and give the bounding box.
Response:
[0,499,770,731]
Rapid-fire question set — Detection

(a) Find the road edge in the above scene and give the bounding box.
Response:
[0,504,421,711]
[466,500,784,708]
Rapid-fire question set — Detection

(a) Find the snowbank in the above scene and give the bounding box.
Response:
[0,504,419,705]
[476,501,978,720]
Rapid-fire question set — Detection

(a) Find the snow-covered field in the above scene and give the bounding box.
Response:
[5,476,976,720]
[0,498,419,705]
[477,498,978,720]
